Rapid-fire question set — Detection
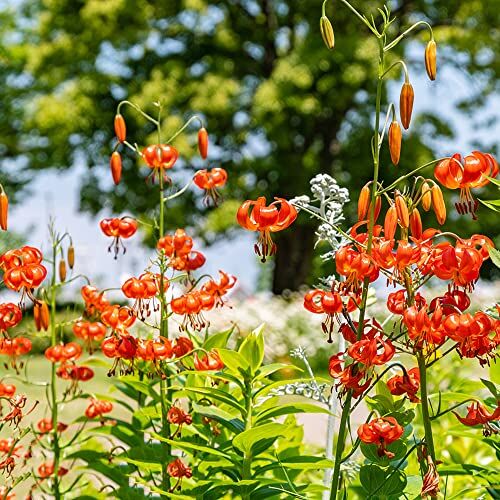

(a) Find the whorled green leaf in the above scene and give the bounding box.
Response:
[480,378,499,398]
[117,376,161,402]
[487,245,500,269]
[254,401,330,424]
[203,327,234,351]
[254,363,301,380]
[255,456,334,475]
[359,464,407,498]
[192,402,245,433]
[360,441,407,466]
[150,432,236,461]
[238,324,265,374]
[217,348,250,375]
[183,386,246,414]
[232,423,285,456]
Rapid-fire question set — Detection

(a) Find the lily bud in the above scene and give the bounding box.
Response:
[59,260,67,283]
[384,205,398,240]
[110,152,122,185]
[425,40,437,81]
[320,16,335,50]
[431,185,446,225]
[357,184,371,221]
[409,208,422,239]
[395,192,409,228]
[114,114,126,143]
[421,182,432,211]
[0,191,8,231]
[34,301,50,332]
[388,120,402,165]
[368,196,382,224]
[198,128,209,159]
[399,81,414,130]
[67,244,75,269]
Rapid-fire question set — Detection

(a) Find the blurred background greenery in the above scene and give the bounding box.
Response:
[0,0,499,293]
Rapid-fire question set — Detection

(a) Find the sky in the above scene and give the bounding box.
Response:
[8,47,500,297]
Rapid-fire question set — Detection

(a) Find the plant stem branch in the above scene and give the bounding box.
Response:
[417,353,436,461]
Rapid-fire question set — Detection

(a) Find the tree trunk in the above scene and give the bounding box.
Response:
[272,224,316,294]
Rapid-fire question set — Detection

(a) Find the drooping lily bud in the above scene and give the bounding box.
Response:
[399,81,414,130]
[59,260,67,282]
[34,300,50,332]
[0,190,8,231]
[409,208,422,239]
[384,205,398,240]
[110,152,122,185]
[421,181,432,211]
[114,114,126,143]
[388,120,402,165]
[425,39,437,81]
[320,16,335,50]
[431,184,446,225]
[198,128,208,159]
[395,192,409,228]
[67,243,75,269]
[357,184,371,221]
[369,196,382,224]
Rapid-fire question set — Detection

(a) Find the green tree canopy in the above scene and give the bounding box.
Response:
[1,0,499,291]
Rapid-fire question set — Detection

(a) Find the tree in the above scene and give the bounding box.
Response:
[1,0,499,292]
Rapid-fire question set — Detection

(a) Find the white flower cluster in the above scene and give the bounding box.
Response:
[290,174,350,259]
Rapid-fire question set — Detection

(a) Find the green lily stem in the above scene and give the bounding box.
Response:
[158,152,172,495]
[417,353,436,461]
[242,378,253,500]
[329,34,386,500]
[50,242,61,500]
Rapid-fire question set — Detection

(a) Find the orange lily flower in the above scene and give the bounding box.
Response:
[237,197,297,262]
[357,416,404,458]
[434,151,498,218]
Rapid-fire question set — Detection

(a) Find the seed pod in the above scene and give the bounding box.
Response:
[369,196,382,223]
[320,16,335,50]
[421,182,432,211]
[399,81,414,130]
[395,192,409,228]
[114,114,126,143]
[357,184,371,221]
[431,185,446,225]
[425,40,437,81]
[34,301,50,332]
[110,152,122,185]
[59,260,67,282]
[0,191,8,231]
[409,207,422,239]
[67,244,75,269]
[384,205,398,240]
[198,128,209,159]
[388,120,402,165]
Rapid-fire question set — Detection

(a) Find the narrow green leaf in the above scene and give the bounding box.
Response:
[218,348,249,375]
[232,423,285,455]
[255,363,301,380]
[151,432,235,460]
[478,199,500,213]
[480,378,499,398]
[204,328,234,351]
[255,402,330,424]
[485,175,500,187]
[184,386,246,414]
[238,325,265,374]
[488,246,500,269]
[192,402,245,433]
